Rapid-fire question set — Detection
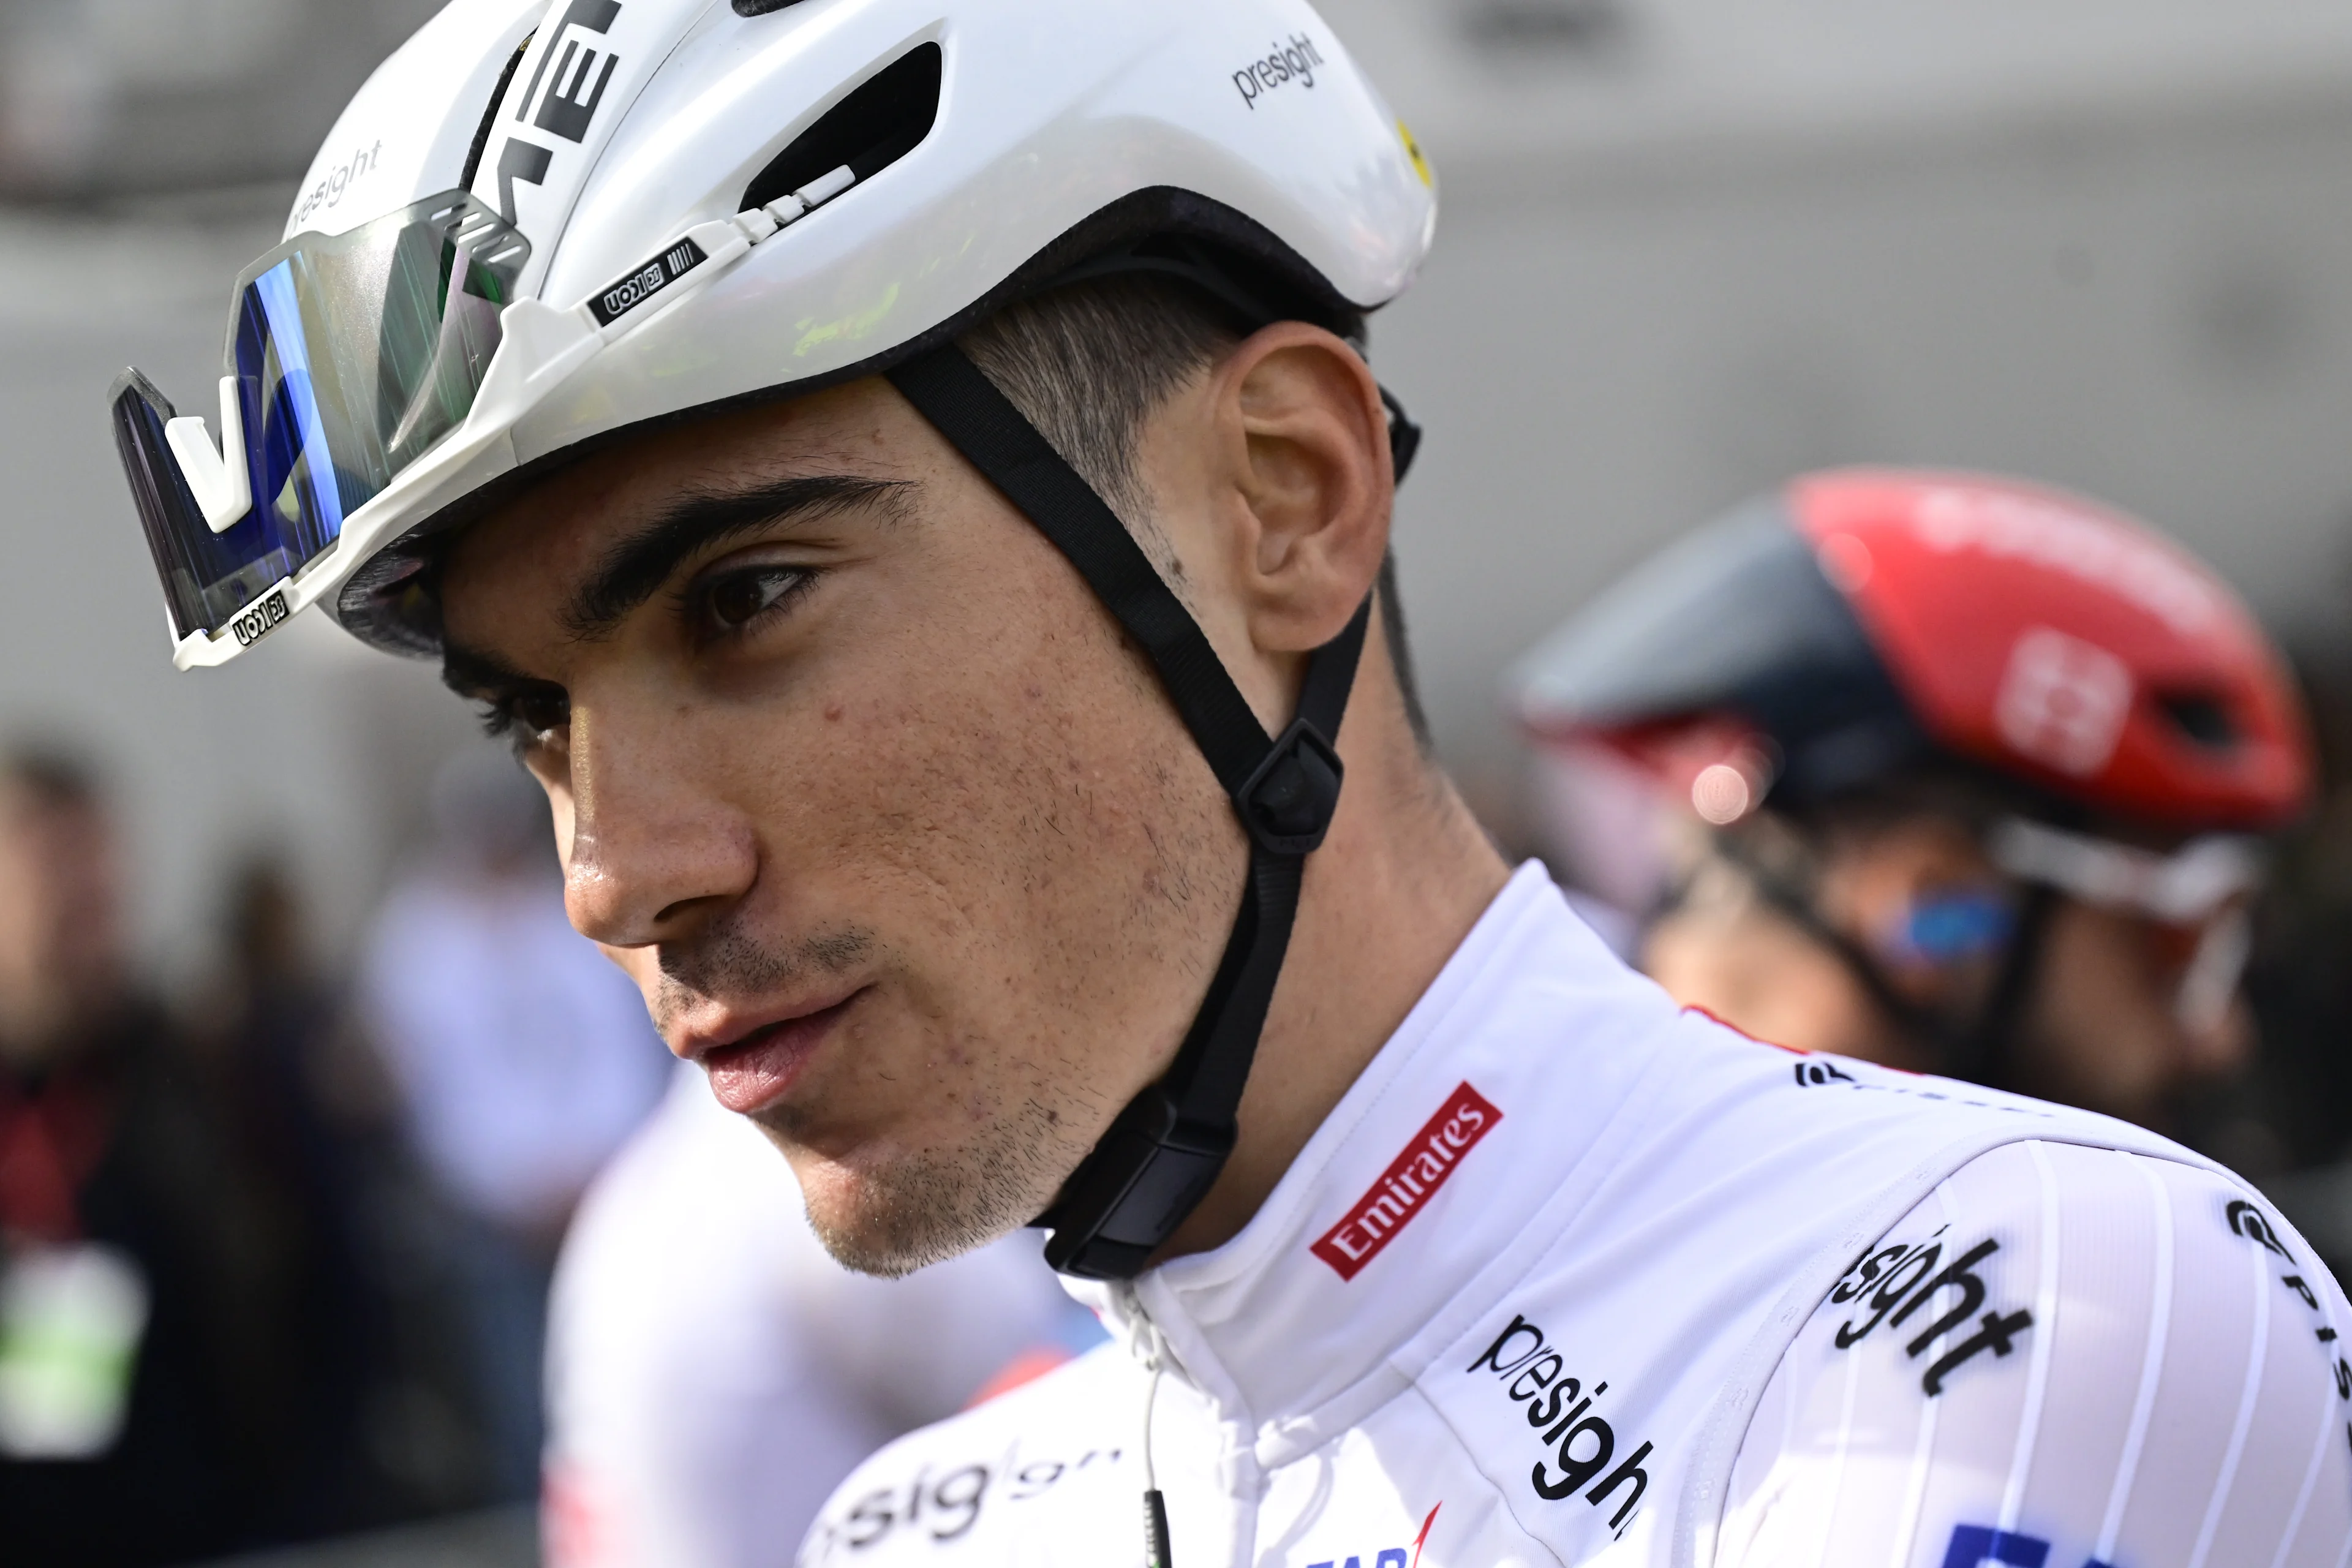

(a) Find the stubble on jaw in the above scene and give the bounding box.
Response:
[788,1081,1090,1280]
[649,912,1098,1278]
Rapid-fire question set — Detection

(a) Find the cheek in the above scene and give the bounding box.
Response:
[746,563,1237,1087]
[839,622,1216,929]
[599,940,660,993]
[2034,911,2180,1075]
[549,791,578,870]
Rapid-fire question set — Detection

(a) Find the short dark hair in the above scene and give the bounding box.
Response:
[959,276,1432,751]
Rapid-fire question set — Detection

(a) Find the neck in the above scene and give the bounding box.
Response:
[1157,662,1510,1262]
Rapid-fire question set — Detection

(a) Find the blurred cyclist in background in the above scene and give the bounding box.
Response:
[1513,468,2313,1129]
[356,746,670,1501]
[542,1066,1100,1568]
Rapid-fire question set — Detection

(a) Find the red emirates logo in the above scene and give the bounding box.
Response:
[1311,1082,1501,1281]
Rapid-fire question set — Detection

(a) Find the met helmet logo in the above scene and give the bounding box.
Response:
[1312,1083,1499,1280]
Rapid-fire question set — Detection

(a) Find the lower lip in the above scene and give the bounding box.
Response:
[699,992,862,1115]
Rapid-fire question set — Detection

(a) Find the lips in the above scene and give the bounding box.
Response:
[694,989,865,1115]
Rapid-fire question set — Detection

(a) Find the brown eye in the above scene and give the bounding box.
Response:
[702,567,805,633]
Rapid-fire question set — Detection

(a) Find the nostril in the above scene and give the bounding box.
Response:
[559,804,758,946]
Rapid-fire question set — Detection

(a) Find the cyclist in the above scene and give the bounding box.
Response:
[1512,468,2313,1130]
[108,5,2352,1564]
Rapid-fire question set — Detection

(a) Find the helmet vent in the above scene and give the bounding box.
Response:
[733,0,812,13]
[742,43,943,213]
[2156,690,2239,750]
[461,37,533,193]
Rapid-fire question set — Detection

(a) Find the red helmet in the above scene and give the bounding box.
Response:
[1514,468,2313,835]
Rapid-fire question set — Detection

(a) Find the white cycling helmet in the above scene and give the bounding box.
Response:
[110,0,1435,668]
[111,0,1439,1287]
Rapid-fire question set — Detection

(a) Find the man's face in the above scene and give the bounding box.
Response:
[439,379,1245,1275]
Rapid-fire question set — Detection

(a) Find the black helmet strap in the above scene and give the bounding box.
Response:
[886,342,1376,1280]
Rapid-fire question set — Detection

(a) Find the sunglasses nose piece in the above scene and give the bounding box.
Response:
[160,377,253,535]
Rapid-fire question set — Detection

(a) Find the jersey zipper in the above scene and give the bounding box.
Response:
[1122,1284,1177,1568]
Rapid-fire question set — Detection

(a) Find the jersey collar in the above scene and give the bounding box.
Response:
[1069,861,1685,1463]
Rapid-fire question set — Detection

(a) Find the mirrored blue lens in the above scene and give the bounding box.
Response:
[110,192,529,643]
[1899,891,2016,965]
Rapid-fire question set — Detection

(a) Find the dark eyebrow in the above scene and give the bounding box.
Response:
[440,636,543,704]
[560,473,913,641]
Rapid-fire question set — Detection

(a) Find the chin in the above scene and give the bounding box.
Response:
[791,1117,1068,1279]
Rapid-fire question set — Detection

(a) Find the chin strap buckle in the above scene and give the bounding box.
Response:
[1236,718,1344,857]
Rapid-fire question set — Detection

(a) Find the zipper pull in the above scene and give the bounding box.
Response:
[1144,1485,1174,1568]
[1133,1303,1174,1568]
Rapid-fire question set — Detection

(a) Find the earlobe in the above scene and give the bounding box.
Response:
[1220,325,1392,652]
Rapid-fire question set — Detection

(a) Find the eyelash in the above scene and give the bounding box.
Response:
[682,562,817,645]
[469,564,815,744]
[477,686,570,748]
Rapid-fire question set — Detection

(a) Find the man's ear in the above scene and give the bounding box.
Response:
[1208,322,1393,655]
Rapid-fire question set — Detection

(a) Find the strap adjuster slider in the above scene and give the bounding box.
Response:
[1237,718,1344,856]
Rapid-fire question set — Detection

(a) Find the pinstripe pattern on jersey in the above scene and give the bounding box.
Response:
[1718,1141,2352,1568]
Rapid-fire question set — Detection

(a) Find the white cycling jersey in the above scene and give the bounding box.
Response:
[801,863,2352,1568]
[543,1067,1101,1568]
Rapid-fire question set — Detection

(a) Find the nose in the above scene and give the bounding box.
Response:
[559,699,758,949]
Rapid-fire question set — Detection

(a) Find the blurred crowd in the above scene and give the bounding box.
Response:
[0,734,1099,1568]
[0,741,669,1564]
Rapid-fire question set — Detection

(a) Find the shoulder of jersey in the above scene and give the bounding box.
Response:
[1384,1005,2230,1559]
[796,1340,1137,1566]
[1651,1001,2203,1181]
[1716,1139,2352,1568]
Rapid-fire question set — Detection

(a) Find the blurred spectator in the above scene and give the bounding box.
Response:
[2225,642,2352,1161]
[187,851,461,1540]
[0,746,296,1564]
[1512,469,2313,1133]
[354,746,669,1501]
[186,854,363,1537]
[543,1066,1103,1568]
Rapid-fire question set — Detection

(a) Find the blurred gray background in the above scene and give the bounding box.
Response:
[5,0,2352,972]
